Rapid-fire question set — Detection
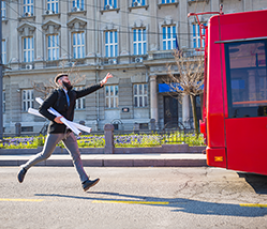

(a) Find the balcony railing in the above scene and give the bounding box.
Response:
[148,48,204,61]
[5,48,204,72]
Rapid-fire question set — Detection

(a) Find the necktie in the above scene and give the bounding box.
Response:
[66,92,70,107]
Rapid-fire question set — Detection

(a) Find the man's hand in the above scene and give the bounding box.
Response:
[54,116,63,124]
[100,73,113,86]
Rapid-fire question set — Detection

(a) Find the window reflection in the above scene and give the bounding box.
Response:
[226,40,267,118]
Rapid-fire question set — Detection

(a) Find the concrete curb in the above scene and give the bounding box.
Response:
[0,154,207,167]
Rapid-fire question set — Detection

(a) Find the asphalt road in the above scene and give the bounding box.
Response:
[1,167,267,229]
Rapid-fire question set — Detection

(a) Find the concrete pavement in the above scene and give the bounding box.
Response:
[2,167,267,229]
[0,153,207,167]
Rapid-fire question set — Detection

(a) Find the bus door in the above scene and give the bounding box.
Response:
[224,39,267,175]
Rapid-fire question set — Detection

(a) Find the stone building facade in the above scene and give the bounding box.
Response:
[1,0,267,135]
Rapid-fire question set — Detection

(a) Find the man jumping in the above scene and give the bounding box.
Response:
[17,72,113,191]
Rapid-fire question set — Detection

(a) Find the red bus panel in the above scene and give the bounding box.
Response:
[206,10,267,175]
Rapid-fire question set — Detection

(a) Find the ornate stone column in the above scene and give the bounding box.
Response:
[60,1,68,60]
[119,0,129,57]
[182,94,190,128]
[150,75,158,122]
[179,0,189,48]
[35,0,43,66]
[149,1,158,51]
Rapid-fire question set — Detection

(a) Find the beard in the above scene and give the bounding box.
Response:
[62,81,73,90]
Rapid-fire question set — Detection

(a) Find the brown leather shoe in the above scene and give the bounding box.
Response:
[82,178,100,191]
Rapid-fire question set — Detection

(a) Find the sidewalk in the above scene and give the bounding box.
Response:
[0,153,207,167]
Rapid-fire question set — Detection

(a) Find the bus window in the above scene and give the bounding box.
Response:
[225,40,267,118]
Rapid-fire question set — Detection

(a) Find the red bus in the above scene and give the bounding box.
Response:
[198,9,267,175]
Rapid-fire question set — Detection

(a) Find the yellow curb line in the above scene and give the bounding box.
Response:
[93,200,169,205]
[240,203,267,208]
[0,198,45,202]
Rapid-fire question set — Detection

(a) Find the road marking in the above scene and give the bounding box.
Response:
[0,198,44,202]
[92,200,169,205]
[240,203,267,208]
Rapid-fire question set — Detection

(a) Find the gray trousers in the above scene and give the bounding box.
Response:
[22,132,89,183]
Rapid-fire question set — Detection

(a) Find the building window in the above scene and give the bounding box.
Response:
[133,29,146,55]
[161,0,175,3]
[72,0,84,11]
[72,32,85,59]
[22,90,34,111]
[47,0,59,13]
[47,34,59,60]
[134,84,148,107]
[132,0,145,7]
[2,1,6,19]
[2,40,6,64]
[192,24,206,48]
[74,87,86,110]
[3,91,5,113]
[113,123,119,130]
[105,31,118,57]
[105,85,118,108]
[23,0,34,15]
[23,37,34,62]
[104,0,117,10]
[162,25,176,50]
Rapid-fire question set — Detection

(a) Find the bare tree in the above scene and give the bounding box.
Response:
[164,50,204,138]
[32,62,86,99]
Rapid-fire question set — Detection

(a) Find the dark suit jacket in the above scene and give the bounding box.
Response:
[39,83,103,134]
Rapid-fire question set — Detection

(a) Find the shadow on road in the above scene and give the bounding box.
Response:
[238,172,267,195]
[35,192,267,217]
